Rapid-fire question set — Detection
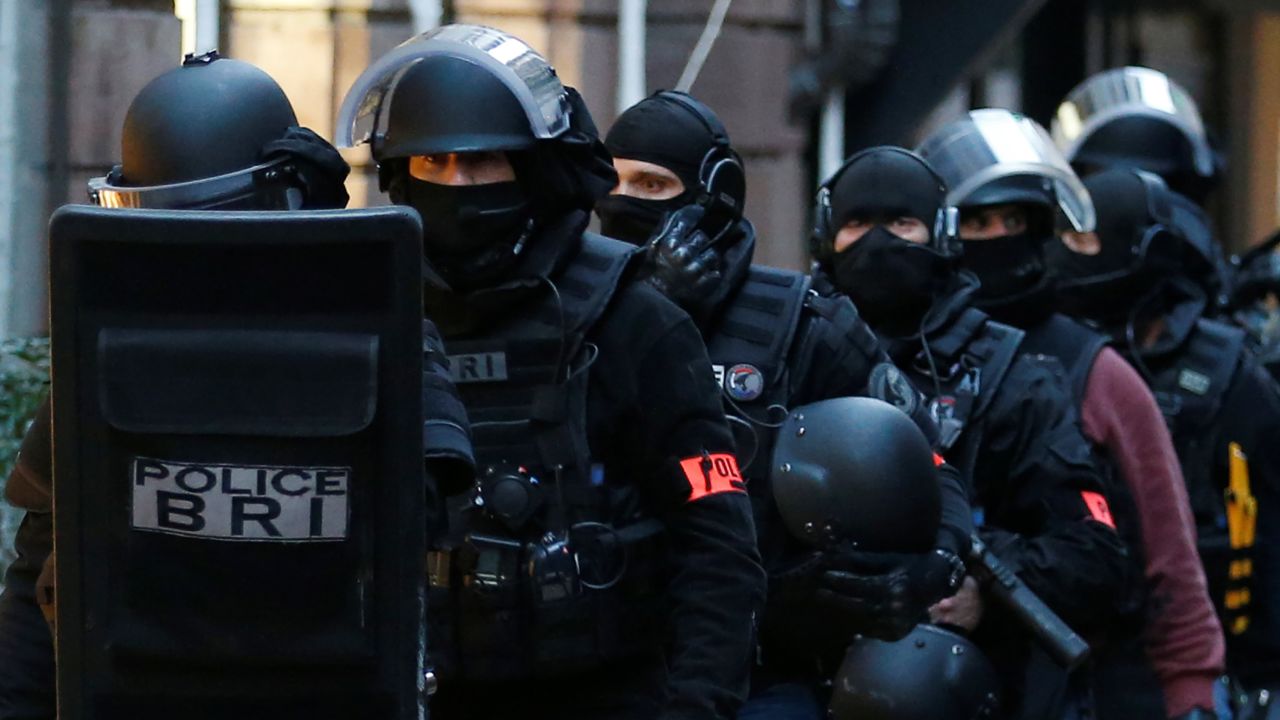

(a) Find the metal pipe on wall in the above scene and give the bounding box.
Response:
[819,89,845,183]
[195,0,220,54]
[409,0,444,35]
[617,0,647,114]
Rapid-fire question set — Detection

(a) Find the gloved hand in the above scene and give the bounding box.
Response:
[643,204,724,316]
[259,126,350,209]
[818,547,966,641]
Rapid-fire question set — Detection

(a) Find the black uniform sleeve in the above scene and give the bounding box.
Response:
[5,395,51,512]
[974,355,1130,630]
[0,401,57,716]
[0,511,56,718]
[935,462,973,557]
[592,285,765,720]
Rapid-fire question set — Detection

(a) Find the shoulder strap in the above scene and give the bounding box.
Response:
[969,319,1026,421]
[931,316,1025,452]
[1020,314,1109,412]
[1151,319,1245,433]
[555,232,642,344]
[707,266,810,387]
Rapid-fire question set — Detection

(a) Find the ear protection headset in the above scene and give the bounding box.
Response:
[653,90,747,222]
[810,146,960,263]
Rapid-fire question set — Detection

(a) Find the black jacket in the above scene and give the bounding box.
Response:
[883,275,1129,627]
[875,274,1130,719]
[426,211,765,720]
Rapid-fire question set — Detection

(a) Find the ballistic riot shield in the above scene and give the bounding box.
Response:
[49,206,428,719]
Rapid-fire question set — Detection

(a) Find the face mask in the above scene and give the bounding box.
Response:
[961,231,1050,301]
[830,226,954,338]
[404,178,533,290]
[595,194,686,245]
[1045,237,1154,327]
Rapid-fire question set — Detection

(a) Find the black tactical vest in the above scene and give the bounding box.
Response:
[1143,318,1249,633]
[427,234,663,682]
[1020,314,1111,417]
[1021,314,1151,629]
[705,266,810,478]
[905,308,1026,471]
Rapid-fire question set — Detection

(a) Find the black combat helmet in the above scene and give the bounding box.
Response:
[88,52,338,211]
[770,397,940,552]
[336,25,573,183]
[1052,66,1220,202]
[917,109,1096,320]
[919,108,1096,238]
[828,623,1003,720]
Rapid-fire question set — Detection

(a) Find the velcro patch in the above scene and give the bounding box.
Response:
[1080,490,1116,529]
[679,453,746,503]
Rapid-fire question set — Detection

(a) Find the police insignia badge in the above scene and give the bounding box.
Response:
[726,363,765,401]
[869,362,920,416]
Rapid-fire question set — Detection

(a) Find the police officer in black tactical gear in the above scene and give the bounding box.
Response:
[0,52,476,719]
[920,109,1226,720]
[811,145,1130,720]
[594,91,972,719]
[1047,167,1280,717]
[1052,66,1235,316]
[1229,235,1280,379]
[336,26,765,720]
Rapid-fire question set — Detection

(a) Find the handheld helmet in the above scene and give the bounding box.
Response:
[770,397,940,552]
[829,623,1003,720]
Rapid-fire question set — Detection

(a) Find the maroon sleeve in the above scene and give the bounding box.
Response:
[1081,348,1224,717]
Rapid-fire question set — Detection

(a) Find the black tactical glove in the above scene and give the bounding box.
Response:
[817,547,967,641]
[643,204,723,317]
[259,126,351,209]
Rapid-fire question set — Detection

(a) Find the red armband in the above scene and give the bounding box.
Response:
[679,452,747,503]
[1081,490,1116,529]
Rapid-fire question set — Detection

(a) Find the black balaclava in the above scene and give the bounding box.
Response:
[388,87,617,294]
[958,196,1058,327]
[596,92,723,244]
[820,147,957,339]
[1047,168,1183,329]
[389,164,534,292]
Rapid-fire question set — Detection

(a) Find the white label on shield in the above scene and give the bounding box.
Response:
[130,457,350,542]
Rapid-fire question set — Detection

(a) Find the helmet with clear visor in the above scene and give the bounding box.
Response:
[917,108,1095,234]
[1052,66,1215,181]
[335,24,571,161]
[87,52,305,211]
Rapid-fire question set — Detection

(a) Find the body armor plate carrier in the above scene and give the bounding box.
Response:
[1146,318,1252,636]
[705,266,810,478]
[911,308,1026,467]
[427,234,664,682]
